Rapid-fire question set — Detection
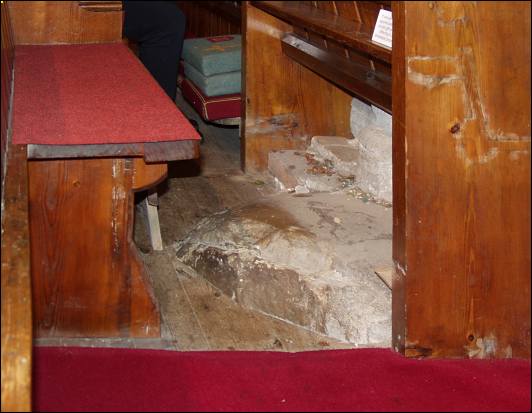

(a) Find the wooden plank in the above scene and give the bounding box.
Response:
[392,1,531,359]
[27,140,200,162]
[251,1,391,63]
[1,144,32,412]
[282,33,391,113]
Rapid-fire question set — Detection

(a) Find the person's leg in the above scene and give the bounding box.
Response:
[123,1,186,101]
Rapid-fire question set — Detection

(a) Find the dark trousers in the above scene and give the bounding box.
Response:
[123,1,186,101]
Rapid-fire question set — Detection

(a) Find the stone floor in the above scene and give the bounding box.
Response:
[174,190,393,346]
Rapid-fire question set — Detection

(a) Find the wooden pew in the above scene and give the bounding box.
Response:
[1,4,199,409]
[7,1,199,339]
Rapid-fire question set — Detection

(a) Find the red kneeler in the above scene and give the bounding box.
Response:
[181,78,241,124]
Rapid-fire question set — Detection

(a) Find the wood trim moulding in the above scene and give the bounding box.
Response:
[78,1,123,12]
[27,140,200,163]
[282,33,391,113]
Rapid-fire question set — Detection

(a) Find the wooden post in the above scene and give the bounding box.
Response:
[392,1,531,358]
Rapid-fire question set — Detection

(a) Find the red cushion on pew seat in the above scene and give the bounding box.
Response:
[181,78,241,122]
[12,43,200,145]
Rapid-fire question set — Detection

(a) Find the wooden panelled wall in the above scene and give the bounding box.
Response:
[177,1,242,37]
[392,1,530,358]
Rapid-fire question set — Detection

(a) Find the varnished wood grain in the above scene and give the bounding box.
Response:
[29,158,161,338]
[282,33,391,113]
[177,1,242,37]
[1,146,32,412]
[8,1,123,45]
[243,3,352,172]
[132,158,167,191]
[392,1,531,359]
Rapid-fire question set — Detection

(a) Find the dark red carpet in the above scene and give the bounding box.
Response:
[34,347,530,412]
[12,43,200,145]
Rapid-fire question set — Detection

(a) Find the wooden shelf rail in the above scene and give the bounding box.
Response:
[281,33,391,113]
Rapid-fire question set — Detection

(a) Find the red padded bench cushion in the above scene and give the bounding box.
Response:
[181,78,240,122]
[12,43,200,145]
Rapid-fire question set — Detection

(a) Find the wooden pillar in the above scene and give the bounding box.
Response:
[392,1,531,358]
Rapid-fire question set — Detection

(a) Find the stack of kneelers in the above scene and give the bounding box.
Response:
[180,35,242,123]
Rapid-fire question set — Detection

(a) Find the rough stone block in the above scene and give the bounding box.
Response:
[309,136,359,178]
[175,192,392,346]
[268,150,303,190]
[350,98,375,137]
[372,105,392,135]
[349,122,392,202]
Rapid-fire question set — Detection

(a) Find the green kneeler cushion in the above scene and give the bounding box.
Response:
[182,35,241,77]
[183,61,240,97]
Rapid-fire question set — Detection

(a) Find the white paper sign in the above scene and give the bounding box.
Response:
[372,9,392,49]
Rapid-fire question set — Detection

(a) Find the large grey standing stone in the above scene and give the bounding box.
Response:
[350,98,376,137]
[175,192,392,346]
[349,98,393,203]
